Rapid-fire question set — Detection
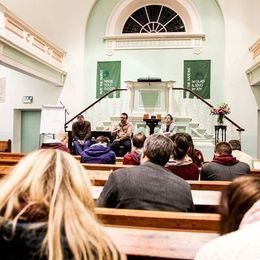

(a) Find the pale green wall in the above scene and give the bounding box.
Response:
[84,0,225,107]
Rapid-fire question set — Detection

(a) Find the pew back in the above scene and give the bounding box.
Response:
[0,140,11,152]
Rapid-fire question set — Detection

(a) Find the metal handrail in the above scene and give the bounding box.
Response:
[64,88,127,128]
[172,88,245,132]
[64,86,244,132]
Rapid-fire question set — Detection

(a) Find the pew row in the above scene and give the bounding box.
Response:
[95,207,220,232]
[0,157,259,175]
[88,169,231,190]
[0,153,124,164]
[0,164,230,191]
[97,208,220,259]
[92,186,221,208]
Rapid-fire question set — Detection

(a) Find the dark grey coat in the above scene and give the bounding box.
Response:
[97,161,194,212]
[201,161,250,181]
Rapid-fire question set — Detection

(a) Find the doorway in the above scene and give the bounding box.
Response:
[21,110,41,152]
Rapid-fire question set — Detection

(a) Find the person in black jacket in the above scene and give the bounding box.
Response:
[0,149,123,260]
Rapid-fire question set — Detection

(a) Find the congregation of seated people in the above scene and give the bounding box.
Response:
[2,112,256,259]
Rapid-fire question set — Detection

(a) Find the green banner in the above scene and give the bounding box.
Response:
[96,61,121,98]
[183,60,211,99]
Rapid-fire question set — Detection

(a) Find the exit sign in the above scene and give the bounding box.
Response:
[22,96,33,104]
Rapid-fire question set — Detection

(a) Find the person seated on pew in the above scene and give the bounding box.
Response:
[159,113,176,137]
[195,175,260,260]
[229,139,253,170]
[40,132,69,152]
[166,133,200,180]
[110,112,133,157]
[185,133,204,167]
[201,142,250,181]
[72,114,91,155]
[81,135,116,164]
[97,133,194,212]
[123,132,146,165]
[0,149,123,260]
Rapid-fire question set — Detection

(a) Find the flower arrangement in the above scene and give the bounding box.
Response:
[210,103,231,125]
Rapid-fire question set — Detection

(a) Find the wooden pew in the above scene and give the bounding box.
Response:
[0,153,124,164]
[0,152,25,159]
[2,157,259,174]
[0,165,13,175]
[95,207,220,232]
[91,186,221,208]
[2,156,258,176]
[96,208,220,259]
[0,164,230,192]
[104,226,218,259]
[82,163,133,171]
[0,140,11,152]
[88,170,231,190]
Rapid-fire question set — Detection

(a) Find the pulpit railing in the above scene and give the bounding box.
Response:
[172,88,244,142]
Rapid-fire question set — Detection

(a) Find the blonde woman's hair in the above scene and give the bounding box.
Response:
[55,131,68,145]
[0,149,122,260]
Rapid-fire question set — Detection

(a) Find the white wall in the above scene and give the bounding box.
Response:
[217,0,260,157]
[0,0,96,116]
[0,65,61,150]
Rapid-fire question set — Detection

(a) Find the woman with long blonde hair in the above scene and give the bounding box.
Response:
[0,149,123,260]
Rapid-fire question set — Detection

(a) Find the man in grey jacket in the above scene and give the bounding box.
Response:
[201,142,250,181]
[97,133,194,212]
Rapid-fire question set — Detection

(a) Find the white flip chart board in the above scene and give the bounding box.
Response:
[40,105,65,134]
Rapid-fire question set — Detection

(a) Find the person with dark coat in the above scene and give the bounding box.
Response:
[201,142,250,181]
[81,136,116,164]
[97,133,194,212]
[72,114,91,155]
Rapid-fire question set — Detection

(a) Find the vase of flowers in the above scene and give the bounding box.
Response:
[210,103,230,125]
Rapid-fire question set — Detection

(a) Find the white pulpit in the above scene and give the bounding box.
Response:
[125,80,175,116]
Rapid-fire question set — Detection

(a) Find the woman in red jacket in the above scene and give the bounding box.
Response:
[166,133,200,180]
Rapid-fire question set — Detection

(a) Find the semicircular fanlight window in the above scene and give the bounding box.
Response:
[123,5,185,33]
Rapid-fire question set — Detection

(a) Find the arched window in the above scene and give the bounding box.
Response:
[123,5,185,34]
[105,0,204,54]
